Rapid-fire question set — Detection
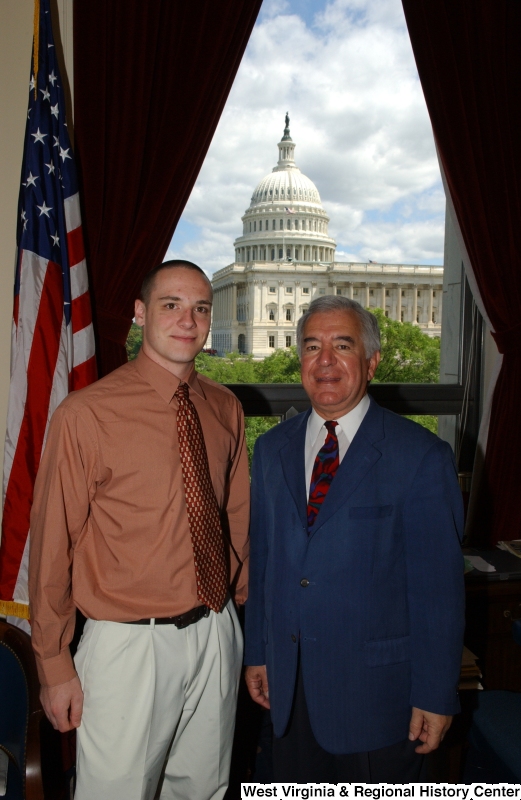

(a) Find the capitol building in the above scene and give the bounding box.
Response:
[210,117,443,357]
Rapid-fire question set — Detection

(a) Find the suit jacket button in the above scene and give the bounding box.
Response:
[300,578,310,587]
[291,634,297,643]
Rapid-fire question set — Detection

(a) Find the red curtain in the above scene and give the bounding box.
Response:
[73,0,262,376]
[401,1,521,544]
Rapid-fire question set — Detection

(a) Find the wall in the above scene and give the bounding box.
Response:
[0,1,34,476]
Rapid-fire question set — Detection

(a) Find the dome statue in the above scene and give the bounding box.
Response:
[233,117,337,266]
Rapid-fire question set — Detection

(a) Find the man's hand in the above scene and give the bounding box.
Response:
[40,676,84,732]
[409,707,452,754]
[245,665,270,710]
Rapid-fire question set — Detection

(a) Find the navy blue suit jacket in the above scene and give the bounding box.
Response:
[244,398,465,755]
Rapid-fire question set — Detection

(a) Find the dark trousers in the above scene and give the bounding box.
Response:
[272,662,424,784]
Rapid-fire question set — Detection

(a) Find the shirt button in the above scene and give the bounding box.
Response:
[291,634,297,643]
[300,578,310,587]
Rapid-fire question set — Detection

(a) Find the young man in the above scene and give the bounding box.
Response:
[29,260,249,800]
[245,295,464,783]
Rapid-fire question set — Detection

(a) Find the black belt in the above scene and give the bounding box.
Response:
[126,605,210,629]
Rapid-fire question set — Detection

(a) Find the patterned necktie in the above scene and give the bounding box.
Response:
[175,381,228,613]
[307,420,339,532]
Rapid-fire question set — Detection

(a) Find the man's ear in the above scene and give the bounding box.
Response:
[367,350,381,382]
[134,298,146,328]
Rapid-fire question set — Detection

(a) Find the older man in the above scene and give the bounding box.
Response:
[245,296,464,783]
[29,260,249,800]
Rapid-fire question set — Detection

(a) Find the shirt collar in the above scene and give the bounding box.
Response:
[308,393,370,447]
[135,348,206,404]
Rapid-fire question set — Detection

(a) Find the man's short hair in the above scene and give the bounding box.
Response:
[296,295,381,359]
[140,260,212,305]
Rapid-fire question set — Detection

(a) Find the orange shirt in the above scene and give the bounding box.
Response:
[29,350,250,687]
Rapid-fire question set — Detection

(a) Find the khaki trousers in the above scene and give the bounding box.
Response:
[73,600,242,800]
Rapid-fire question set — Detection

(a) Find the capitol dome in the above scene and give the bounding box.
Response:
[233,115,336,265]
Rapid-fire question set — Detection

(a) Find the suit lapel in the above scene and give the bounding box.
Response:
[309,399,385,538]
[279,410,310,529]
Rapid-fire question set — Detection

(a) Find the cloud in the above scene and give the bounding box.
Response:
[168,0,445,272]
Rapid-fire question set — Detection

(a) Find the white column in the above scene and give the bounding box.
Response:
[380,284,386,311]
[278,280,284,324]
[295,281,300,320]
[260,281,266,321]
[413,285,418,324]
[365,284,370,308]
[348,283,353,300]
[397,285,402,322]
[428,286,434,325]
[232,283,237,322]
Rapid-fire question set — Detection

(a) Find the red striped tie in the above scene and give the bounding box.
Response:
[307,420,339,532]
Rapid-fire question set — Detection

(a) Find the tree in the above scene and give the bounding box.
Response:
[126,323,142,361]
[126,314,440,459]
[371,308,440,384]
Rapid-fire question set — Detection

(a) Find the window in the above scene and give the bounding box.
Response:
[268,335,275,348]
[432,312,436,323]
[401,311,404,322]
[287,219,291,230]
[401,290,405,297]
[286,286,293,294]
[271,248,275,261]
[433,291,437,297]
[286,309,292,321]
[254,221,256,232]
[386,290,390,297]
[314,221,317,231]
[286,336,292,348]
[249,222,252,232]
[272,220,276,230]
[252,247,257,260]
[319,288,325,295]
[279,248,283,259]
[295,249,299,260]
[280,220,283,230]
[417,290,421,297]
[269,286,276,294]
[295,220,299,230]
[287,249,291,259]
[269,309,275,321]
[302,287,309,294]
[247,248,250,261]
[370,290,374,296]
[385,311,389,317]
[336,288,342,296]
[416,314,420,323]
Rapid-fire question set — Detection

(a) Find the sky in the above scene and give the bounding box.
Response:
[166,0,445,275]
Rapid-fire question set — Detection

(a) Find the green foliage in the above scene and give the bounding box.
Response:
[405,415,438,435]
[126,323,142,361]
[371,308,440,384]
[125,314,440,448]
[244,417,278,466]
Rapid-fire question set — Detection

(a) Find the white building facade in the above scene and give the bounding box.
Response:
[211,119,443,357]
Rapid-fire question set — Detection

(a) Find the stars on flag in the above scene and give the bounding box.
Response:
[50,232,60,247]
[37,201,52,217]
[45,160,55,174]
[26,172,39,187]
[31,128,47,144]
[48,70,57,85]
[51,103,59,118]
[20,210,28,230]
[40,87,51,102]
[59,146,71,163]
[53,135,60,148]
[29,75,36,92]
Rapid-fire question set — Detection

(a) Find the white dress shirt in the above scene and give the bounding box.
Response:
[304,393,370,498]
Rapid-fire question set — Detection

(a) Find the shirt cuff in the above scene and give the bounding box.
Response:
[35,648,77,688]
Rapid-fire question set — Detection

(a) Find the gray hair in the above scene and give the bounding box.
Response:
[296,295,381,358]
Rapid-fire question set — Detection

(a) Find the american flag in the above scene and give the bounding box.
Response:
[285,206,295,214]
[0,0,96,627]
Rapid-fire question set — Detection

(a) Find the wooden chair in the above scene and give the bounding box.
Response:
[0,621,63,800]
